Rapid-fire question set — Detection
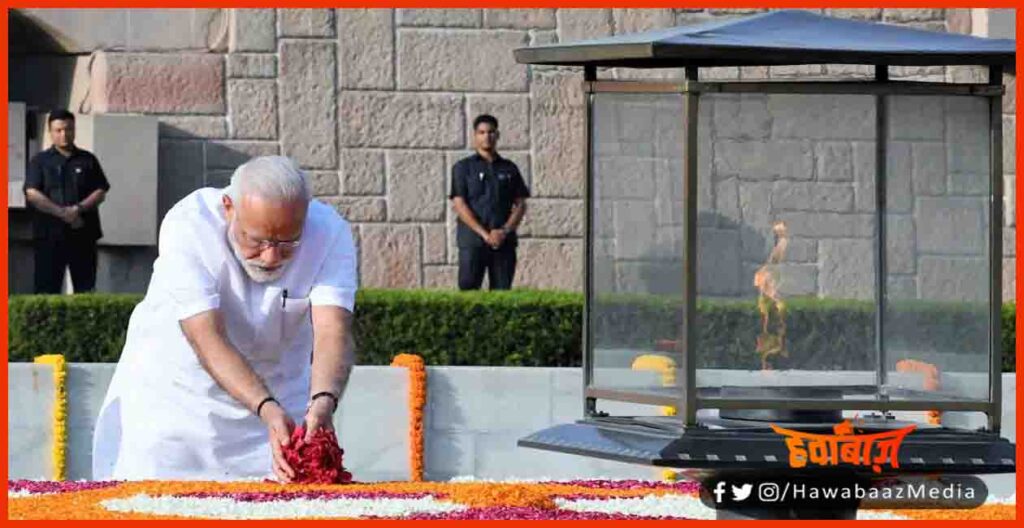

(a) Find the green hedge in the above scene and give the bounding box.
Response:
[6,291,1017,371]
[592,295,1014,371]
[6,291,583,366]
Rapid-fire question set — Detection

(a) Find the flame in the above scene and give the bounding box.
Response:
[754,222,789,370]
[895,359,942,425]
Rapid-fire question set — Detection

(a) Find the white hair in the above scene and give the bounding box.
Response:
[226,155,311,204]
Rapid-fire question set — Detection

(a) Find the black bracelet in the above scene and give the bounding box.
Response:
[256,396,278,418]
[310,391,339,410]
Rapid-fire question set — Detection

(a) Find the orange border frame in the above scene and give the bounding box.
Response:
[1,3,1021,526]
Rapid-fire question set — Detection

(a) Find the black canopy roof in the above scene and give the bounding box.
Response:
[514,10,1015,68]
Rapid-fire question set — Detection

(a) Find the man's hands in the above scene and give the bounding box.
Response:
[260,397,338,483]
[260,402,297,483]
[484,228,507,249]
[61,205,84,229]
[303,396,337,443]
[261,397,336,483]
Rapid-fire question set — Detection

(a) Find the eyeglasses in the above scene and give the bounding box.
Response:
[236,227,302,252]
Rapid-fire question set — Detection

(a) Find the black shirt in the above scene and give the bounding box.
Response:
[24,146,110,241]
[449,153,530,248]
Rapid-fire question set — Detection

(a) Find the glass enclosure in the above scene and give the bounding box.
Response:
[591,92,685,395]
[883,95,991,402]
[586,86,997,412]
[693,93,880,400]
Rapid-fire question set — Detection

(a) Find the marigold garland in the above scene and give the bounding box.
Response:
[390,353,426,482]
[34,354,68,481]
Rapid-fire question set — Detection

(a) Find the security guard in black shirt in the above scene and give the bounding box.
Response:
[449,114,530,290]
[24,110,111,293]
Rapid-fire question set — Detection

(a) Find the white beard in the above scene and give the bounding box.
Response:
[227,227,289,283]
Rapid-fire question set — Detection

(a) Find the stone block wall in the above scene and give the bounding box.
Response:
[8,8,1016,298]
[594,90,999,303]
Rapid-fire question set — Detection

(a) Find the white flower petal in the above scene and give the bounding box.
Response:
[101,493,465,520]
[857,510,911,520]
[8,489,43,498]
[556,494,716,519]
[986,493,1016,505]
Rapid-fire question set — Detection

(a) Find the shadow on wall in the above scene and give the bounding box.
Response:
[423,373,469,481]
[9,10,70,55]
[9,12,78,109]
[613,211,772,300]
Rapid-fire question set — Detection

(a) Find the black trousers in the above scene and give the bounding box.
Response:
[33,236,98,294]
[458,244,517,290]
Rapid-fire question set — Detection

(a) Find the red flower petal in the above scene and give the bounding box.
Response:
[279,426,353,484]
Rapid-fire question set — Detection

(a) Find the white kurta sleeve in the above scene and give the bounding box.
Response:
[154,212,221,320]
[308,219,358,311]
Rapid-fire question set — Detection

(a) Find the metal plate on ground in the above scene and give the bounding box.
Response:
[518,417,1015,477]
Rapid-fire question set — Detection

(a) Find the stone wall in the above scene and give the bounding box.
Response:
[8,8,1016,298]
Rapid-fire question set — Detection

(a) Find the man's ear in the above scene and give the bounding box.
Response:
[222,194,234,219]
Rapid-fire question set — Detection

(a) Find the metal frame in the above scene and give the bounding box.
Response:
[583,66,597,418]
[874,66,889,405]
[580,74,1007,427]
[700,398,993,413]
[988,65,1004,434]
[586,387,996,414]
[681,66,700,426]
[585,80,1002,96]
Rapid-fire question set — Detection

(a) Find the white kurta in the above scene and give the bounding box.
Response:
[92,188,357,480]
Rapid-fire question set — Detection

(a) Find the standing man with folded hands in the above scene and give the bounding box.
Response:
[24,109,110,294]
[449,114,530,290]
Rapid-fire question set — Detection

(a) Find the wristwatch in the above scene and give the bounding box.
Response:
[501,226,513,235]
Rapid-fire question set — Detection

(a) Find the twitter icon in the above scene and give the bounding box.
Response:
[731,483,753,502]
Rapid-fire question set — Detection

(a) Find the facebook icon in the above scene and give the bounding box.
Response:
[713,481,728,503]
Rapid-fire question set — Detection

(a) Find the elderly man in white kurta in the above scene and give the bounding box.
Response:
[92,156,357,482]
